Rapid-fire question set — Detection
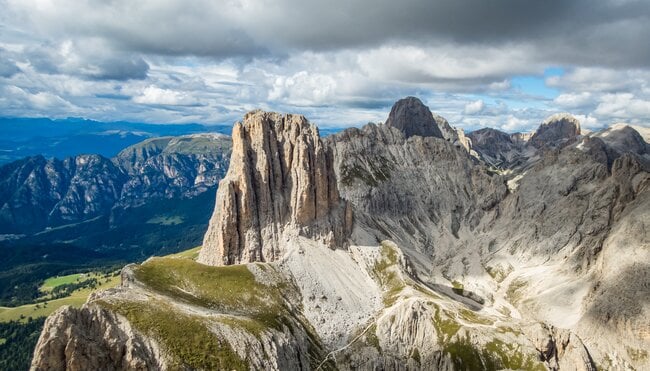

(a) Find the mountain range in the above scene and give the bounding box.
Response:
[0,134,232,307]
[24,97,650,370]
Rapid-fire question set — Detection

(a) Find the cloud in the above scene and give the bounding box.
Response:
[463,99,485,115]
[21,40,149,81]
[554,92,593,109]
[0,85,77,115]
[133,86,201,106]
[0,49,20,77]
[4,0,649,68]
[595,93,650,121]
[0,0,649,131]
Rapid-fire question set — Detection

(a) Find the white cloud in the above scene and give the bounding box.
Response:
[0,85,77,114]
[133,86,201,106]
[573,114,599,130]
[554,92,592,108]
[500,115,531,132]
[595,93,650,121]
[269,71,337,105]
[463,99,485,115]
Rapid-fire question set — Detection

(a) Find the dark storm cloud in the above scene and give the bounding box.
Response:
[7,0,649,68]
[85,56,149,81]
[21,42,149,81]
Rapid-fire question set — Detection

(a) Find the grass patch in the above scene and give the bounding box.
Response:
[459,308,494,325]
[496,326,523,336]
[484,339,546,371]
[365,324,381,352]
[146,215,184,226]
[40,273,83,292]
[371,242,406,306]
[506,278,528,304]
[118,259,330,369]
[0,273,120,323]
[99,300,247,370]
[444,335,546,371]
[411,347,421,363]
[445,334,495,370]
[165,245,202,260]
[627,347,648,362]
[432,307,461,343]
[485,265,511,283]
[451,280,464,295]
[132,258,287,322]
[412,283,442,300]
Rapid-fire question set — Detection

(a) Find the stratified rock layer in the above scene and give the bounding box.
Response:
[198,110,351,265]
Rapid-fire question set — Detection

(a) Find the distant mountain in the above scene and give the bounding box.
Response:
[0,133,232,306]
[0,117,232,164]
[0,133,232,234]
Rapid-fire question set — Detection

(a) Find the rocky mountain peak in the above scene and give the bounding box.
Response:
[594,124,649,156]
[198,110,352,266]
[385,96,444,139]
[530,113,581,148]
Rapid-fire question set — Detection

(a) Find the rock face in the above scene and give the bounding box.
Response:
[327,119,507,276]
[434,113,475,154]
[198,110,351,265]
[384,96,444,139]
[31,305,165,371]
[529,113,581,149]
[468,127,527,168]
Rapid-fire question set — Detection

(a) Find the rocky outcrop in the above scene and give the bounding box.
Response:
[529,113,581,149]
[385,96,444,139]
[327,116,507,278]
[31,305,165,371]
[198,110,351,266]
[434,113,474,154]
[594,124,649,156]
[525,323,595,371]
[467,127,527,168]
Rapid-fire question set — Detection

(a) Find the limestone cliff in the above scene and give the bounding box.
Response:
[198,110,351,265]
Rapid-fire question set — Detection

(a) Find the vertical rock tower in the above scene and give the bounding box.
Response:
[198,110,352,266]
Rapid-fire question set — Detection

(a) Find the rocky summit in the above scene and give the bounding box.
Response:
[199,110,352,265]
[30,98,649,371]
[529,113,582,149]
[385,96,444,139]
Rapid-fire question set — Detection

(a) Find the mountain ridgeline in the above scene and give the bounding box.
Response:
[31,97,650,370]
[0,134,232,307]
[0,134,232,234]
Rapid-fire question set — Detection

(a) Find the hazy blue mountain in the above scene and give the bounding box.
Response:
[0,117,233,164]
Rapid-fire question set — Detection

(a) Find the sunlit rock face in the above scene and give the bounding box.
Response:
[199,110,351,266]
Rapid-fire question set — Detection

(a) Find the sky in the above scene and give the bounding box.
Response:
[0,0,649,132]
